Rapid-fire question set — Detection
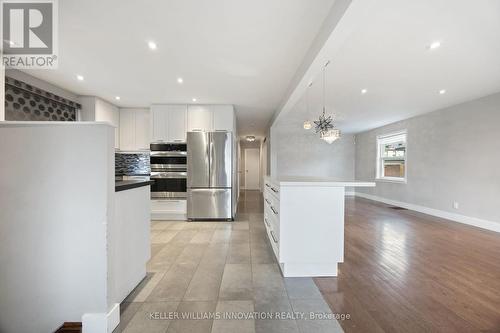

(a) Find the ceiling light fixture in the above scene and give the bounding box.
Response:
[246,136,256,142]
[148,41,157,50]
[439,89,446,95]
[76,75,84,81]
[192,98,197,102]
[115,96,121,100]
[428,41,441,50]
[361,89,368,94]
[177,77,183,84]
[303,121,312,130]
[313,61,341,144]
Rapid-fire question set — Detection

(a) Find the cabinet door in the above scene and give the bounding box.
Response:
[187,105,213,132]
[135,109,151,150]
[119,109,135,151]
[167,105,187,142]
[212,105,234,132]
[151,105,168,142]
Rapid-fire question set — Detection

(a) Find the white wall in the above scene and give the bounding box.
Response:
[355,92,500,228]
[0,122,115,333]
[275,126,355,181]
[79,96,120,148]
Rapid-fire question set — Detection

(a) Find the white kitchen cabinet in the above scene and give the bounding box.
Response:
[212,105,234,131]
[151,105,187,142]
[119,109,135,150]
[119,108,151,151]
[135,109,151,150]
[187,105,213,132]
[167,105,187,142]
[151,105,168,142]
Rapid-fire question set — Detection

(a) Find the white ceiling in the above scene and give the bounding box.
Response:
[22,0,337,137]
[279,0,500,133]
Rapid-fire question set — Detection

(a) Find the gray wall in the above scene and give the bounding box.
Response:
[6,69,78,101]
[276,127,355,181]
[355,92,500,224]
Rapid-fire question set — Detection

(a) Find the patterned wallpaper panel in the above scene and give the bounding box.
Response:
[115,152,151,176]
[4,76,81,121]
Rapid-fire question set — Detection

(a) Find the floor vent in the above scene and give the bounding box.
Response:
[389,206,408,210]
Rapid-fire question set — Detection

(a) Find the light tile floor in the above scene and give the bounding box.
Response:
[114,191,343,333]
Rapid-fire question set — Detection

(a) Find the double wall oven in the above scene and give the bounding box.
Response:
[150,143,187,199]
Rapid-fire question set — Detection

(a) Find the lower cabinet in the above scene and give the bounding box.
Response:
[151,199,186,220]
[263,176,344,278]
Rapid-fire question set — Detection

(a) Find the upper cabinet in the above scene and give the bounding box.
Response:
[212,105,234,131]
[151,104,187,142]
[187,104,234,132]
[187,105,213,132]
[119,108,150,151]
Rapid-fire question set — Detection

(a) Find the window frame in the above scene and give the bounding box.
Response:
[376,130,407,183]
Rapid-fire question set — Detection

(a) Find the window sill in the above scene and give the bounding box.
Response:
[375,178,407,184]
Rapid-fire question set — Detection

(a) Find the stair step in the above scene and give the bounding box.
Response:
[54,322,82,333]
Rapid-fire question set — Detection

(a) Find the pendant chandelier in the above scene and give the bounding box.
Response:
[313,61,341,144]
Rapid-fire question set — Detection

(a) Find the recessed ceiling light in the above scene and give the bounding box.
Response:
[177,77,183,84]
[192,98,197,102]
[439,89,446,95]
[148,41,157,50]
[76,75,84,81]
[115,96,121,100]
[428,41,441,50]
[361,89,368,94]
[303,121,312,130]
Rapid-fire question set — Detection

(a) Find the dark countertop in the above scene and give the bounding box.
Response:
[115,180,154,192]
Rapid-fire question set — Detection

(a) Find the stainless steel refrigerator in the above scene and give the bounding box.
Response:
[187,131,233,220]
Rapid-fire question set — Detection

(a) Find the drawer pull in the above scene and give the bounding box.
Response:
[270,206,278,215]
[270,230,278,243]
[264,217,270,227]
[271,187,279,194]
[265,198,271,205]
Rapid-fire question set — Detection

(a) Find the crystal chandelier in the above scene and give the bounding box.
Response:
[313,61,341,144]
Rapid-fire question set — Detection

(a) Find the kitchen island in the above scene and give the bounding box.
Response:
[263,176,375,277]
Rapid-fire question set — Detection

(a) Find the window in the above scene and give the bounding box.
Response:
[376,131,407,182]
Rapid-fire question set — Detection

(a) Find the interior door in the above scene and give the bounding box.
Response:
[187,132,210,187]
[210,132,232,188]
[244,148,260,190]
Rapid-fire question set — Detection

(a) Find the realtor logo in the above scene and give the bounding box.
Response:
[1,0,58,68]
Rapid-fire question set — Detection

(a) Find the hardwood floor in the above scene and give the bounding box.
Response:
[314,197,500,333]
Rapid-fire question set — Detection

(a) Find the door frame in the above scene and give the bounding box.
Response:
[244,148,260,190]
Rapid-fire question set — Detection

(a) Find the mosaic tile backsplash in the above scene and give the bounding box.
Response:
[4,76,80,121]
[115,152,150,176]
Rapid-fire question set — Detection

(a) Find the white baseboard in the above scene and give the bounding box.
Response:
[355,192,500,233]
[82,303,119,333]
